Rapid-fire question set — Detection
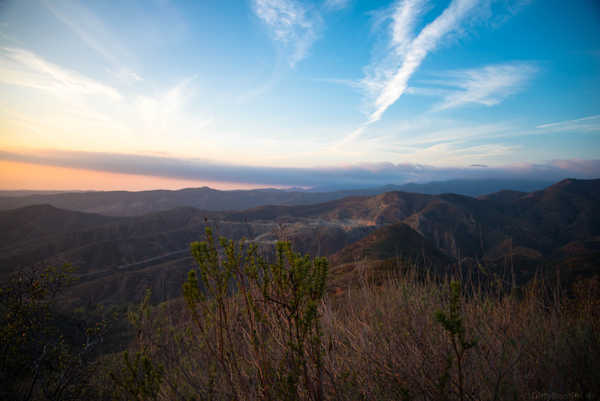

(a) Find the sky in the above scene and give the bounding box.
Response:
[0,0,599,190]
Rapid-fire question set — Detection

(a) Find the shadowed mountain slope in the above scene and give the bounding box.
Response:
[330,223,452,267]
[0,205,117,247]
[227,179,600,261]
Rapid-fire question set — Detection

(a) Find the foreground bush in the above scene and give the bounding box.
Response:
[111,231,600,400]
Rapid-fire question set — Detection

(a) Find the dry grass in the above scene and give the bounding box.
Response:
[320,269,600,400]
[114,262,600,401]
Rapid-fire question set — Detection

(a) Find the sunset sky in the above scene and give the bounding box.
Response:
[1,0,599,190]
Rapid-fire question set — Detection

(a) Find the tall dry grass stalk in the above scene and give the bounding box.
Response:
[114,248,600,400]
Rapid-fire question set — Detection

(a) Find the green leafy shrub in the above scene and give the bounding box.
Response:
[435,280,477,401]
[181,227,328,400]
[110,290,164,401]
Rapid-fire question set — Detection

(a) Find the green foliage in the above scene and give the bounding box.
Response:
[110,350,164,401]
[182,227,329,400]
[435,281,477,349]
[110,289,165,400]
[435,280,478,401]
[0,264,108,401]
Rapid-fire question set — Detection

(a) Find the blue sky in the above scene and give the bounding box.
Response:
[0,0,599,189]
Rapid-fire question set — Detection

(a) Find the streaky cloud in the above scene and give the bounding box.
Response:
[342,0,478,146]
[41,0,141,84]
[365,0,478,124]
[426,62,538,111]
[253,0,321,67]
[390,0,425,55]
[0,47,121,100]
[346,0,534,146]
[536,115,600,133]
[359,0,425,108]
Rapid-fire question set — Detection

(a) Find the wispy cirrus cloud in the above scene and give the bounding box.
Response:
[409,142,517,166]
[0,46,210,154]
[358,0,425,111]
[133,76,212,136]
[338,0,480,146]
[340,0,534,146]
[41,0,141,84]
[0,47,121,100]
[362,0,479,125]
[536,115,600,133]
[417,62,538,111]
[253,0,321,67]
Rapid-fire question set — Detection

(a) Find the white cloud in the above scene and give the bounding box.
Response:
[339,0,476,145]
[362,0,479,124]
[424,62,538,110]
[341,0,533,146]
[133,76,211,135]
[390,0,426,55]
[536,115,600,133]
[253,0,321,67]
[359,0,424,105]
[0,47,121,100]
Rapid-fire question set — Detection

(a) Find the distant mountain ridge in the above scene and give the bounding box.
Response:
[0,179,553,216]
[1,178,597,306]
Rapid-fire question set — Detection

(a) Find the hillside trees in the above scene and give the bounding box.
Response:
[0,264,109,401]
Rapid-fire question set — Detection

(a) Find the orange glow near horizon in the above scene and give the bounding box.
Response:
[0,161,276,191]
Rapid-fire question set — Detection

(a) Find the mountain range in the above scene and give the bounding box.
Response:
[0,179,552,216]
[1,178,598,305]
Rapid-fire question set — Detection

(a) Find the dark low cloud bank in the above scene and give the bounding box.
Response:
[2,149,600,189]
